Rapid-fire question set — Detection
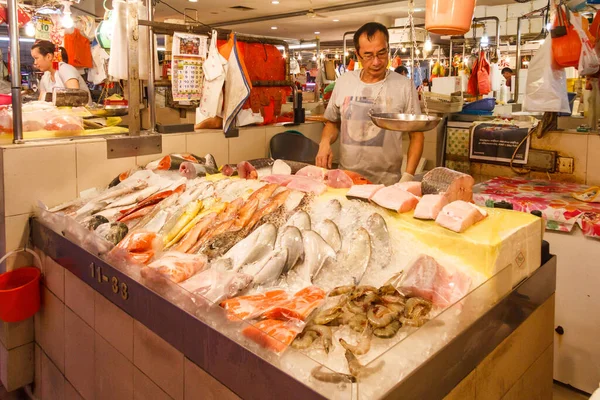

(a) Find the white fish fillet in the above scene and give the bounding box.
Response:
[414,195,449,220]
[435,200,487,233]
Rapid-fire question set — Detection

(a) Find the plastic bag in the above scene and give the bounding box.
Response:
[571,12,600,75]
[44,115,84,132]
[393,254,472,307]
[197,30,226,124]
[0,107,12,132]
[178,267,253,304]
[524,36,572,114]
[477,51,491,95]
[143,252,208,283]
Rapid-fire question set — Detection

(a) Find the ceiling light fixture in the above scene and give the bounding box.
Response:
[297,53,301,60]
[61,2,74,29]
[314,31,320,34]
[189,0,198,3]
[333,19,339,22]
[424,36,432,52]
[415,49,421,55]
[25,22,35,37]
[312,53,317,61]
[288,43,317,49]
[271,26,278,30]
[272,0,280,4]
[414,8,423,12]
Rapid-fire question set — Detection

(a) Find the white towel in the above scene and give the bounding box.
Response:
[107,0,127,80]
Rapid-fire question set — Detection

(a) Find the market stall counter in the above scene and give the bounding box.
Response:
[21,164,553,400]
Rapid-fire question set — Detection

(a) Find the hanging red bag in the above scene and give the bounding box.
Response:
[477,51,491,95]
[552,6,582,68]
[467,56,480,96]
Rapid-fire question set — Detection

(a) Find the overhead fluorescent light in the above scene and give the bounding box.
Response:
[272,0,279,3]
[288,43,317,50]
[0,37,35,43]
[333,19,339,22]
[314,31,320,34]
[271,26,278,30]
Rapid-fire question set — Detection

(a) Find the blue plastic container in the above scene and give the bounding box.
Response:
[462,98,496,112]
[558,92,577,117]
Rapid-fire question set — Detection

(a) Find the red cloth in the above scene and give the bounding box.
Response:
[63,29,93,68]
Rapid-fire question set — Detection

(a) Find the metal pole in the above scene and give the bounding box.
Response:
[147,0,156,133]
[449,40,453,76]
[316,38,321,103]
[515,17,523,103]
[7,0,22,143]
[128,0,140,136]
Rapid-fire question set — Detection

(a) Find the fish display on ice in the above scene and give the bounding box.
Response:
[42,153,493,372]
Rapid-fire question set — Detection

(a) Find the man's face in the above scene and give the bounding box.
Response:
[357,31,389,78]
[503,71,512,80]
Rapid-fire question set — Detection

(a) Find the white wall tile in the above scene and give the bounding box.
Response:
[76,141,136,193]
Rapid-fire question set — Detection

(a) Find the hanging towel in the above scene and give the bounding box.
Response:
[223,34,251,134]
[88,45,109,85]
[107,0,127,80]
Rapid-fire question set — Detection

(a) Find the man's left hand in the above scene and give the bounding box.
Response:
[399,172,414,183]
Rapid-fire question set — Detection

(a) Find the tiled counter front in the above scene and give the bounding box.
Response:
[30,247,240,400]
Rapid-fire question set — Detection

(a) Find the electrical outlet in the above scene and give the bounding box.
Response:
[557,157,574,174]
[526,149,556,172]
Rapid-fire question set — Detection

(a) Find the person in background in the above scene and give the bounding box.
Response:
[417,78,430,92]
[31,40,90,102]
[502,67,514,88]
[394,65,409,76]
[316,22,424,185]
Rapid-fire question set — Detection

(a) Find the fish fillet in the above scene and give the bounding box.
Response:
[394,181,422,197]
[325,170,353,189]
[435,200,487,233]
[371,185,419,213]
[286,176,327,195]
[414,194,449,220]
[296,165,326,181]
[421,168,475,202]
[346,184,384,201]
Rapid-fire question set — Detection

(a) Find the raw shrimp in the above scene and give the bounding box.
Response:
[311,366,356,384]
[291,330,318,350]
[306,324,333,353]
[339,326,372,355]
[329,285,356,297]
[374,320,401,338]
[367,305,398,328]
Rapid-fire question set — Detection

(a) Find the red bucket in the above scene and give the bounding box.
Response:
[0,249,43,323]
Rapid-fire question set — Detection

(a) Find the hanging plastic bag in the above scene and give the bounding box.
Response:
[477,51,491,95]
[571,12,600,76]
[553,6,582,68]
[197,30,227,125]
[524,36,571,114]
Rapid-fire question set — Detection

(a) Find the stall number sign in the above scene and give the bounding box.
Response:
[35,18,53,41]
[90,262,129,300]
[469,123,530,164]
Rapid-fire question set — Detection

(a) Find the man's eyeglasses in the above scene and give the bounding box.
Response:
[359,48,389,62]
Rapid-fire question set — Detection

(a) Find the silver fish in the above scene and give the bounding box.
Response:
[285,210,311,231]
[278,226,304,273]
[73,200,109,220]
[108,185,161,208]
[253,249,288,286]
[316,219,342,252]
[95,181,148,202]
[225,223,277,271]
[342,228,372,284]
[295,230,336,283]
[365,213,392,269]
[324,199,342,221]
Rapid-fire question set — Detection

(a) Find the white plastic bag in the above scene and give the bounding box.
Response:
[197,30,227,123]
[524,36,571,113]
[236,108,264,127]
[571,13,600,76]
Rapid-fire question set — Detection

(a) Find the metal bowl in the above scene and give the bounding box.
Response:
[370,113,442,132]
[86,105,128,118]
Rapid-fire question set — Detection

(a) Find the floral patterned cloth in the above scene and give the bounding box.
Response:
[474,177,600,239]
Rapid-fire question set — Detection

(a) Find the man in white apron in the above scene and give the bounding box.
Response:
[316,23,424,186]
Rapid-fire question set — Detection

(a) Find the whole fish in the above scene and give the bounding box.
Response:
[232,198,260,231]
[365,213,391,269]
[107,168,142,188]
[245,190,290,232]
[278,226,304,273]
[146,153,200,171]
[222,158,276,177]
[295,230,336,283]
[118,204,156,223]
[190,220,236,254]
[174,212,218,253]
[340,228,372,284]
[247,183,279,206]
[164,200,203,245]
[118,184,184,219]
[252,249,288,286]
[225,223,278,271]
[316,219,342,252]
[179,162,218,179]
[285,210,311,231]
[109,185,161,208]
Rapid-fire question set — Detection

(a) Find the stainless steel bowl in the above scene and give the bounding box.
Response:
[86,105,129,118]
[370,113,442,132]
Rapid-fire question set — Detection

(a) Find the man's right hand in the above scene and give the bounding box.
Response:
[316,143,333,169]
